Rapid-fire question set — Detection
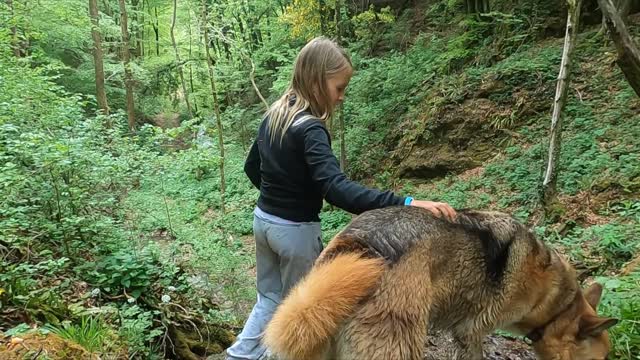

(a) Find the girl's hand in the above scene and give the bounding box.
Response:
[409,200,457,221]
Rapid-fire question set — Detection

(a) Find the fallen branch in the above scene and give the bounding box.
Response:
[598,0,640,97]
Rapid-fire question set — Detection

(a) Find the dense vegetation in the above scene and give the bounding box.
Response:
[1,0,638,358]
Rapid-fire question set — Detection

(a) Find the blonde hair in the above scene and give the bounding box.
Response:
[266,37,352,144]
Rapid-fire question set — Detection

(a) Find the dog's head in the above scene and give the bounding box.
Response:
[531,283,618,360]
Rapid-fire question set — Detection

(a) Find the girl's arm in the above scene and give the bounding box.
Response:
[244,140,261,189]
[303,123,405,214]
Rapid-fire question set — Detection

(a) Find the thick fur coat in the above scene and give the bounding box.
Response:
[263,207,617,360]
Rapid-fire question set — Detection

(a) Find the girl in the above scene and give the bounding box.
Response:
[225,37,456,360]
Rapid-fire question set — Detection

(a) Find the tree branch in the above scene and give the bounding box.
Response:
[599,0,640,97]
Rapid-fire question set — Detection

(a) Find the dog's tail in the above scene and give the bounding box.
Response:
[263,252,385,359]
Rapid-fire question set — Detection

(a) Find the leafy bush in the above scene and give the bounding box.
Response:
[79,248,160,299]
[320,208,353,243]
[0,257,71,325]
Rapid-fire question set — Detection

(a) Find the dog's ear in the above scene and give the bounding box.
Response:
[584,283,604,309]
[578,315,618,339]
[541,247,561,269]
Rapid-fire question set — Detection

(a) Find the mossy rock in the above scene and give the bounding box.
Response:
[0,332,95,360]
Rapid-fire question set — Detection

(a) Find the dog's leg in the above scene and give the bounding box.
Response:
[338,311,428,360]
[336,251,432,360]
[452,333,483,360]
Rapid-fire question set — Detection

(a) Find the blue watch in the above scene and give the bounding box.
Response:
[404,196,414,206]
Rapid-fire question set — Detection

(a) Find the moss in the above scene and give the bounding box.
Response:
[0,333,98,360]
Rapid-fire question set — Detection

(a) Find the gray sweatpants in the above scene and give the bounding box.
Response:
[225,214,323,360]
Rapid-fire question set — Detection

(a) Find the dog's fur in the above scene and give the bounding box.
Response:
[263,206,617,360]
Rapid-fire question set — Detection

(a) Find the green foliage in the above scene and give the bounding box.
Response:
[598,273,640,359]
[548,223,639,270]
[483,144,543,209]
[610,200,640,220]
[45,316,115,353]
[558,100,640,196]
[5,323,33,337]
[351,6,395,53]
[343,34,449,176]
[118,305,164,357]
[280,0,321,40]
[79,248,160,299]
[434,17,492,73]
[320,208,352,243]
[0,257,71,325]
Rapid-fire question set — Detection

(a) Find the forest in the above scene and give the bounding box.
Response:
[0,0,639,358]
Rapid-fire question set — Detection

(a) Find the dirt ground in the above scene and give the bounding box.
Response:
[424,331,536,360]
[206,332,538,360]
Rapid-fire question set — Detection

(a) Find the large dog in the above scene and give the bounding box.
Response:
[263,206,617,360]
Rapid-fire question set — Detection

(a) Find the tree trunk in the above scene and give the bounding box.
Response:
[140,0,145,58]
[241,0,258,52]
[466,0,490,13]
[188,10,197,115]
[318,0,327,34]
[335,0,347,170]
[542,0,583,210]
[89,0,109,115]
[102,0,112,16]
[131,0,142,58]
[618,0,632,23]
[240,109,248,152]
[171,0,194,119]
[249,58,269,110]
[8,0,30,57]
[202,1,227,214]
[154,6,160,56]
[22,0,30,56]
[599,0,640,98]
[7,0,20,57]
[338,109,347,170]
[119,0,136,132]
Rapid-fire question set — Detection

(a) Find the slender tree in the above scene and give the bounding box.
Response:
[89,0,109,114]
[170,0,194,118]
[466,0,490,13]
[542,0,583,209]
[131,0,142,58]
[335,0,347,170]
[139,0,145,57]
[102,0,112,16]
[187,8,198,114]
[119,0,136,131]
[8,0,30,57]
[202,1,226,214]
[153,5,159,56]
[318,0,327,34]
[7,0,21,57]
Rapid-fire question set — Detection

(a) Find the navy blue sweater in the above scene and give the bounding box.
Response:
[244,112,406,222]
